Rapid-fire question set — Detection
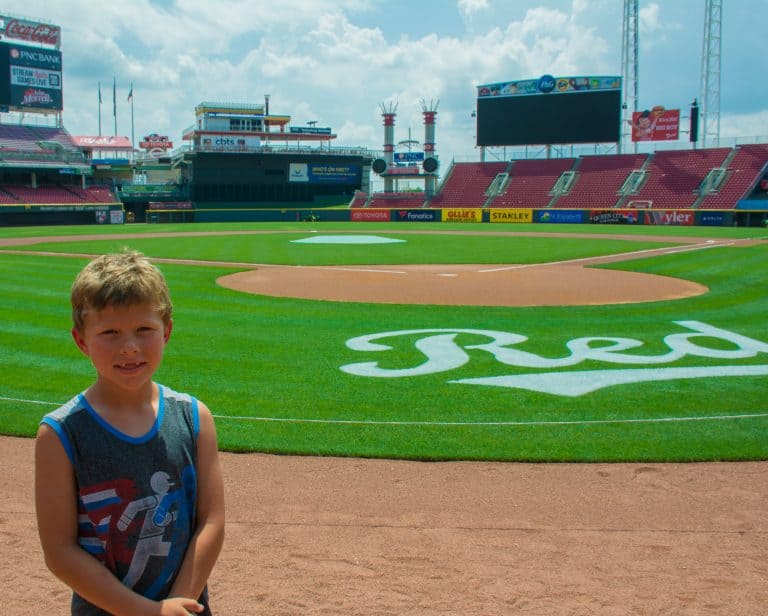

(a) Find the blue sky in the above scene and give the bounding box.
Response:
[3,0,767,162]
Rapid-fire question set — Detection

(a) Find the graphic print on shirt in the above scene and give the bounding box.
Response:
[78,465,196,596]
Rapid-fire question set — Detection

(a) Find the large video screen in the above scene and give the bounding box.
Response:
[476,75,621,147]
[0,42,63,112]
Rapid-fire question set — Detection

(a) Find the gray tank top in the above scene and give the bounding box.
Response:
[41,385,210,615]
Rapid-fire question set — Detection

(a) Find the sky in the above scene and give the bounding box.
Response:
[3,0,767,164]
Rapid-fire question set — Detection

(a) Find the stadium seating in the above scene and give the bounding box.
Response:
[428,162,508,207]
[697,143,768,209]
[0,124,77,153]
[349,190,369,208]
[555,153,649,209]
[367,191,427,208]
[490,158,576,208]
[630,147,730,208]
[0,183,116,205]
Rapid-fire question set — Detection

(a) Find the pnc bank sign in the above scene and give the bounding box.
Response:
[341,321,768,397]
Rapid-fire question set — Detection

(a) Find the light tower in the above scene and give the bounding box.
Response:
[379,101,398,193]
[700,0,722,147]
[620,0,639,152]
[421,99,439,196]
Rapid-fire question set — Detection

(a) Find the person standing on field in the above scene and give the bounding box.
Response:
[35,250,225,615]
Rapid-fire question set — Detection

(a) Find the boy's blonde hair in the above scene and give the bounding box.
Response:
[71,250,172,331]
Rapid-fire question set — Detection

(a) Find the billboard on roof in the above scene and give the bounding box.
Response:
[0,41,62,112]
[476,75,622,146]
[630,107,680,142]
[0,15,60,48]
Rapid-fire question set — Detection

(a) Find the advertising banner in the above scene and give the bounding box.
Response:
[489,209,532,223]
[72,136,132,149]
[642,210,695,226]
[536,209,585,224]
[289,126,332,135]
[394,152,425,163]
[289,163,359,184]
[442,208,482,223]
[139,134,173,150]
[394,209,438,222]
[0,16,60,47]
[589,210,640,225]
[200,134,260,152]
[699,212,729,226]
[0,42,62,111]
[351,209,390,222]
[478,74,621,98]
[630,107,680,142]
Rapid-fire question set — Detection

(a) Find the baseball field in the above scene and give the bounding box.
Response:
[1,220,766,462]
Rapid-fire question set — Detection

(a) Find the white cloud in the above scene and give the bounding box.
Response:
[458,0,490,18]
[1,0,766,162]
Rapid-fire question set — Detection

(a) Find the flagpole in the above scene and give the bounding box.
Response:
[129,82,135,161]
[98,81,102,136]
[113,76,117,136]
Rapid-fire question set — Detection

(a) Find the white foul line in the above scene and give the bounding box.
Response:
[2,395,765,428]
[210,412,768,426]
[478,241,735,273]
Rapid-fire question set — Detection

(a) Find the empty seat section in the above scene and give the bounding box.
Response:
[1,184,84,204]
[368,191,427,208]
[429,162,507,207]
[633,148,730,208]
[349,190,369,208]
[697,144,768,209]
[492,158,575,208]
[557,153,648,209]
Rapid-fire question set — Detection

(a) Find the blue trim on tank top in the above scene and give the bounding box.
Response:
[78,385,165,444]
[191,396,199,436]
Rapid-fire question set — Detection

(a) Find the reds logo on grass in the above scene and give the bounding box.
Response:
[341,321,768,397]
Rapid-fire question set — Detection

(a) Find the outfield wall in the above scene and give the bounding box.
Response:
[0,204,124,226]
[4,204,767,227]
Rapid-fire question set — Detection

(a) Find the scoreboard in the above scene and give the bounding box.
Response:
[476,75,621,147]
[0,41,62,112]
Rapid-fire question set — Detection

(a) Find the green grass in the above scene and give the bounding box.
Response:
[1,222,766,461]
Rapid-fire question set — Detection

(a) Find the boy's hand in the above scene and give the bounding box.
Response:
[157,597,204,615]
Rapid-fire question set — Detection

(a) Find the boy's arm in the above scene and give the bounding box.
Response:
[35,424,204,616]
[168,401,226,601]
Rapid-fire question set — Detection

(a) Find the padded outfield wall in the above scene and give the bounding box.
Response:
[143,206,766,227]
[183,151,372,206]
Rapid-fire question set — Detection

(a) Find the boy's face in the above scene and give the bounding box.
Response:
[72,301,172,394]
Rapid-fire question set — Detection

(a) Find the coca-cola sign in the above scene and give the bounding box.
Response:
[0,17,60,47]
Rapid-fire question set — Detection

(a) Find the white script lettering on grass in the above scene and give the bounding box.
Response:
[340,321,768,396]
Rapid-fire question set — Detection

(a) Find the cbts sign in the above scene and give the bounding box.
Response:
[200,134,260,151]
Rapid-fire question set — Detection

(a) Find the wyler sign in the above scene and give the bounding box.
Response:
[340,321,768,397]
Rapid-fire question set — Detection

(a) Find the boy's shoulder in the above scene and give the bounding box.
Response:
[160,384,196,406]
[43,394,89,424]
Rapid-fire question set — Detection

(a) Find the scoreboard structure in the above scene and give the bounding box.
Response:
[476,74,622,147]
[0,14,62,115]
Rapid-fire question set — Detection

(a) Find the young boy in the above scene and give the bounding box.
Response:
[35,250,225,615]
